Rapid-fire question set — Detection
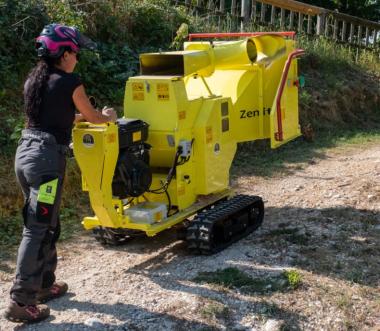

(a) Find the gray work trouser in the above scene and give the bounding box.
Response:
[10,129,68,305]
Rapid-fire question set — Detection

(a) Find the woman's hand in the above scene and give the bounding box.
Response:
[101,106,117,122]
[73,85,117,124]
[74,113,85,123]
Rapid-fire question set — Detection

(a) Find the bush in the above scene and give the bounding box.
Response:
[0,0,191,147]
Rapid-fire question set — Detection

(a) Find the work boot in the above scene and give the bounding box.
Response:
[37,281,68,303]
[3,300,50,323]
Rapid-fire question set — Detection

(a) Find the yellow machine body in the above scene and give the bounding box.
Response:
[73,33,302,237]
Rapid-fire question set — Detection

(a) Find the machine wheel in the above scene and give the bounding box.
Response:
[92,227,145,245]
[185,194,264,255]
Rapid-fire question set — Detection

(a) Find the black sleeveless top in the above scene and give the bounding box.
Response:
[26,67,82,145]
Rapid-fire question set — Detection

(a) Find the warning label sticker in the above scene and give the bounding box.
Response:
[132,83,144,101]
[132,83,144,91]
[133,131,141,142]
[157,83,169,101]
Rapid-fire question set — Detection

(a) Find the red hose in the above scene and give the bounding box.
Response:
[275,49,305,141]
[188,31,296,41]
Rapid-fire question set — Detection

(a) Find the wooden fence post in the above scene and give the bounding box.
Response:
[207,0,213,11]
[270,5,276,26]
[349,23,354,43]
[280,8,285,29]
[333,18,338,40]
[241,0,250,19]
[289,10,295,30]
[298,12,303,33]
[316,13,325,35]
[241,0,250,31]
[260,3,266,23]
[251,1,257,22]
[307,15,312,34]
[365,27,370,47]
[357,25,362,46]
[324,15,329,37]
[231,0,237,16]
[341,21,347,42]
[374,30,378,48]
[219,0,225,13]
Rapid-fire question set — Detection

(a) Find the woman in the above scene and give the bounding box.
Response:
[4,24,117,323]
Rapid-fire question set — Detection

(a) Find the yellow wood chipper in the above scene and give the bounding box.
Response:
[72,32,304,254]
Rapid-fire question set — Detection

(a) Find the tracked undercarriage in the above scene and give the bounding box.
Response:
[92,194,264,254]
[186,195,264,254]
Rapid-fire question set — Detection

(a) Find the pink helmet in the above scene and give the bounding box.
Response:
[36,23,97,58]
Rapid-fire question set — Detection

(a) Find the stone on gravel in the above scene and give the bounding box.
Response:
[263,319,285,331]
[84,317,104,328]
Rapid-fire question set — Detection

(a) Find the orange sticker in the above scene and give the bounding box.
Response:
[157,94,169,101]
[106,133,116,143]
[178,186,186,196]
[133,92,144,101]
[133,131,141,142]
[206,126,213,144]
[178,111,186,120]
[157,83,169,101]
[154,211,162,222]
[157,83,169,92]
[132,83,144,91]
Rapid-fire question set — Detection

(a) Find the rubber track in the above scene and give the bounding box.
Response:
[186,194,264,255]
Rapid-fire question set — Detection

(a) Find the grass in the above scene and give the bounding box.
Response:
[283,270,302,290]
[193,267,302,294]
[200,301,230,321]
[336,294,352,310]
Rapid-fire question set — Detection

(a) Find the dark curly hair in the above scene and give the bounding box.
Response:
[23,57,60,125]
[23,46,73,125]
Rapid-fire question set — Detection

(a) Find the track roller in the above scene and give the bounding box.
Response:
[92,227,145,245]
[185,194,264,255]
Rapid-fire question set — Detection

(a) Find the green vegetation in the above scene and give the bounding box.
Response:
[283,270,302,290]
[193,267,302,294]
[0,0,190,146]
[200,301,230,321]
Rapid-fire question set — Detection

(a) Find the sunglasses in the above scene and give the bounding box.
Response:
[71,52,80,61]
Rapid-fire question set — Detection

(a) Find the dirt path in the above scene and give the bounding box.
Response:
[1,143,379,331]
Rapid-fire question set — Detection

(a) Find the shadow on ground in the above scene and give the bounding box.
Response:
[8,294,214,331]
[103,204,379,287]
[1,204,378,330]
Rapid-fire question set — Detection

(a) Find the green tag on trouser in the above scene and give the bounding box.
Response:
[37,179,58,205]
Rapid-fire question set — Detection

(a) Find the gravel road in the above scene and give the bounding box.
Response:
[1,142,379,331]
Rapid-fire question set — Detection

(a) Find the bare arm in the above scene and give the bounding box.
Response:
[73,85,117,124]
